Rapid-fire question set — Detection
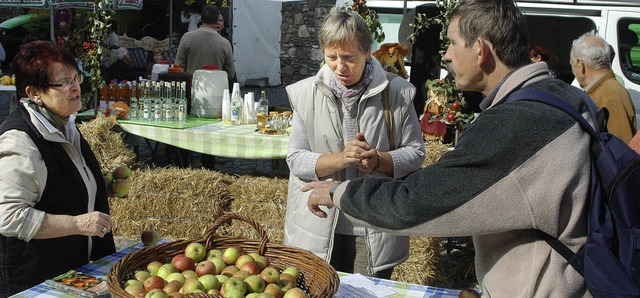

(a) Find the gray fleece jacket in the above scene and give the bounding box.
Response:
[333,63,591,297]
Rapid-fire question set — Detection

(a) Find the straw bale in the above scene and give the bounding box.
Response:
[109,167,236,241]
[217,175,289,244]
[392,236,442,286]
[423,142,453,168]
[77,115,136,171]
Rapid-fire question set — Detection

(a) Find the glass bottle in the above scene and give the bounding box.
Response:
[230,88,243,125]
[178,82,187,122]
[256,91,269,131]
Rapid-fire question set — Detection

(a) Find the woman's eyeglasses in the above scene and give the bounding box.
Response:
[47,74,83,89]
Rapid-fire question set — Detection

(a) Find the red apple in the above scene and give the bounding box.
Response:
[260,267,280,284]
[280,273,297,286]
[221,265,240,277]
[264,283,284,298]
[232,270,252,280]
[143,275,166,292]
[235,254,255,268]
[171,254,195,272]
[240,261,261,275]
[141,229,160,246]
[283,287,309,298]
[446,112,456,123]
[195,260,216,276]
[451,101,461,111]
[458,288,481,298]
[162,280,182,294]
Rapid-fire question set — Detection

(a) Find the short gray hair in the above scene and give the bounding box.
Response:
[318,11,372,53]
[571,32,611,70]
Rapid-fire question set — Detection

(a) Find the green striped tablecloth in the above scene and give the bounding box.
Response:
[117,118,289,159]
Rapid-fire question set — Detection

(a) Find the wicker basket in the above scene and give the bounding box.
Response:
[107,212,340,297]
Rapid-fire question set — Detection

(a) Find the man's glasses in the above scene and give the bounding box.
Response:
[47,74,83,89]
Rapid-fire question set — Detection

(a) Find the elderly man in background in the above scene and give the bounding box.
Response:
[571,32,637,143]
[176,4,235,81]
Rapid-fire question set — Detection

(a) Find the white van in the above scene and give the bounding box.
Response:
[368,0,640,127]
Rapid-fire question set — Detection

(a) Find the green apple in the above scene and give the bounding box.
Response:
[134,270,151,283]
[283,287,308,298]
[207,249,223,260]
[162,280,182,295]
[222,247,242,265]
[102,170,113,186]
[123,279,142,289]
[198,274,220,291]
[282,267,300,280]
[181,276,206,293]
[145,288,169,298]
[165,272,186,284]
[185,242,207,263]
[156,263,177,280]
[209,257,226,274]
[283,288,309,298]
[278,278,294,292]
[260,267,280,284]
[222,277,246,296]
[147,260,163,276]
[111,179,130,197]
[244,274,266,293]
[182,270,197,279]
[124,283,146,297]
[220,265,240,277]
[215,274,229,285]
[112,165,132,179]
[249,253,269,271]
[224,287,246,298]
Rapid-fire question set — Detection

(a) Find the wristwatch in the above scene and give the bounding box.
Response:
[329,183,340,202]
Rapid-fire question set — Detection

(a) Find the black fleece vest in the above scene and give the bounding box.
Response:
[0,105,115,296]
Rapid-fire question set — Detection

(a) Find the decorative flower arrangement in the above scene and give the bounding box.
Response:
[336,0,385,43]
[420,78,475,143]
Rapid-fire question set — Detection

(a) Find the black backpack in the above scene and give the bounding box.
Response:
[507,88,640,297]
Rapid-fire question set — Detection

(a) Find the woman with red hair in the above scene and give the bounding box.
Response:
[0,41,115,296]
[530,45,564,81]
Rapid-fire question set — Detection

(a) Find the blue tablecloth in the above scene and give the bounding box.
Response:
[11,241,463,298]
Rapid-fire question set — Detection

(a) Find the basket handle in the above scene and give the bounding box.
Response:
[203,212,270,255]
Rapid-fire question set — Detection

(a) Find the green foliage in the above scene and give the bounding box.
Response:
[79,0,113,109]
[335,0,385,43]
[409,0,460,66]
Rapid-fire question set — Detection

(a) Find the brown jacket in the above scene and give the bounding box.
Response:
[587,71,637,143]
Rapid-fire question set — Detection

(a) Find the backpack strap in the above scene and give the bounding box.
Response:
[504,88,599,264]
[383,73,398,150]
[505,88,600,139]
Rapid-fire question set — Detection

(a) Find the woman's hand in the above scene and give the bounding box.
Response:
[75,211,112,238]
[342,133,372,168]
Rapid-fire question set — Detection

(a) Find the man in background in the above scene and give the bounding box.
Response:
[176,4,235,80]
[571,32,637,143]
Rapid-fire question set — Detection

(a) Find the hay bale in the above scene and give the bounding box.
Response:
[218,175,288,244]
[109,167,236,241]
[423,142,453,168]
[392,236,442,286]
[78,115,136,171]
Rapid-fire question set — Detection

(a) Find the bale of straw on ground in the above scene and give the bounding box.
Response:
[109,167,236,241]
[391,236,443,286]
[217,175,289,244]
[78,115,136,171]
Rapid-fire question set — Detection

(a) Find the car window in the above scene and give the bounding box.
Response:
[618,19,640,84]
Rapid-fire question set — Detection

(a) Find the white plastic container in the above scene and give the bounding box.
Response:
[191,66,229,118]
[222,88,231,123]
[150,63,170,81]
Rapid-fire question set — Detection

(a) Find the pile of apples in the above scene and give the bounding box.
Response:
[121,242,310,298]
[103,165,132,198]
